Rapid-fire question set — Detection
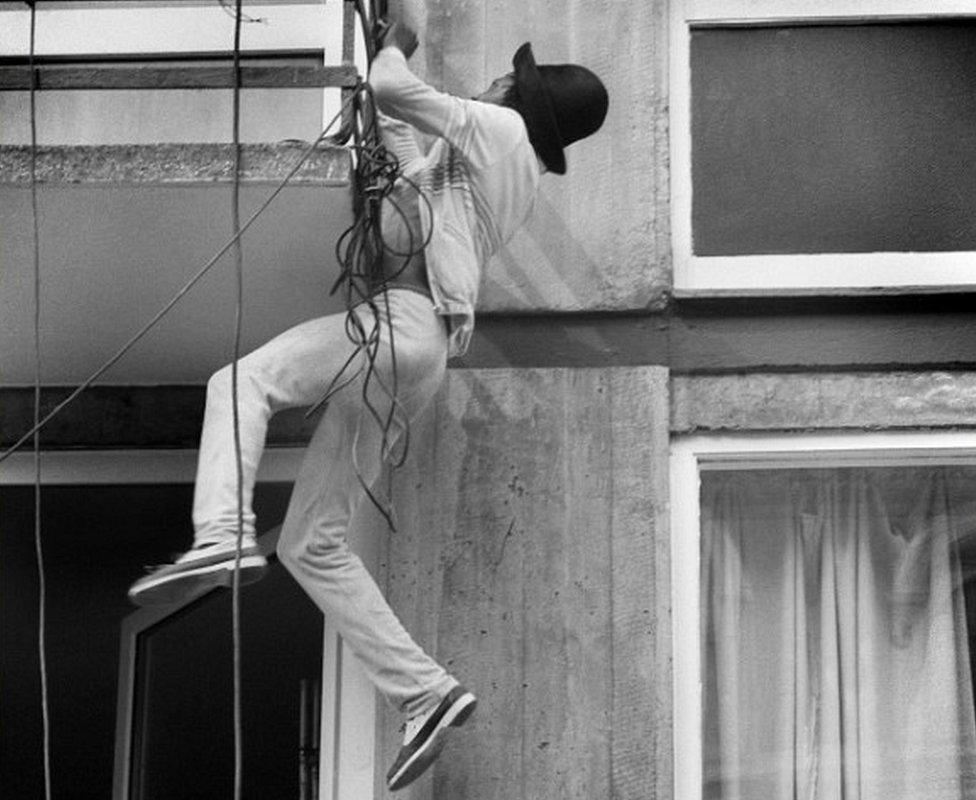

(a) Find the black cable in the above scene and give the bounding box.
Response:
[318,12,434,531]
[229,2,245,798]
[26,4,52,799]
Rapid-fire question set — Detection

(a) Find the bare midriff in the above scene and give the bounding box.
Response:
[377,248,430,296]
[374,177,430,297]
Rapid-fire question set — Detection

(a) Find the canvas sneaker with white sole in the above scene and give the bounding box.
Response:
[127,536,267,607]
[386,685,477,791]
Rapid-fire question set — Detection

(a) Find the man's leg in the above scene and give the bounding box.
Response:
[274,291,475,790]
[128,307,375,605]
[277,291,452,715]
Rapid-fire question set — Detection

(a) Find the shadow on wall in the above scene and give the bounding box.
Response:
[375,368,619,797]
[487,192,609,311]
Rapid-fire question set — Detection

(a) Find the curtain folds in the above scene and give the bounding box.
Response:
[701,467,976,800]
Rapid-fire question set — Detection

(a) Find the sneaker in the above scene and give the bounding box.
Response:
[127,536,267,607]
[386,685,477,791]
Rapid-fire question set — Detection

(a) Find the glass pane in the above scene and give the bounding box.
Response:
[691,21,976,256]
[130,561,323,800]
[700,466,976,799]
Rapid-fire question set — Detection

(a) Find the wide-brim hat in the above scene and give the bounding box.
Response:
[511,42,608,175]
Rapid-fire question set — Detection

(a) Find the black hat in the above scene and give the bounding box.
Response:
[511,42,608,175]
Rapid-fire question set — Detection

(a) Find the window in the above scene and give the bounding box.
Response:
[672,432,976,800]
[670,1,976,293]
[0,449,376,800]
[0,1,354,145]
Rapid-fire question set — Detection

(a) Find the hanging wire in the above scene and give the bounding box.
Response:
[25,3,53,798]
[217,0,265,25]
[313,0,434,531]
[228,1,246,797]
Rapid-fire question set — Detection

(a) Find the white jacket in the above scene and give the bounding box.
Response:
[369,46,541,357]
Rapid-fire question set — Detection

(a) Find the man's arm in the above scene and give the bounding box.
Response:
[369,23,473,153]
[376,112,423,175]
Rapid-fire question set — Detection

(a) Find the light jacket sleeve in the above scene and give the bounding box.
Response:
[376,111,423,175]
[369,46,475,155]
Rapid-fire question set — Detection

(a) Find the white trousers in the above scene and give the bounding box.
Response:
[192,289,456,716]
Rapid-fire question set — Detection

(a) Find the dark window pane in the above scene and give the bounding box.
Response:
[691,21,976,256]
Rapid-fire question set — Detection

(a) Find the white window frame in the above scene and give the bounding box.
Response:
[670,429,976,800]
[670,0,976,295]
[0,1,338,57]
[0,448,376,800]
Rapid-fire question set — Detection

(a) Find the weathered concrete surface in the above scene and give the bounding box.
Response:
[672,372,976,433]
[0,147,353,384]
[0,142,350,184]
[414,0,669,313]
[351,366,671,800]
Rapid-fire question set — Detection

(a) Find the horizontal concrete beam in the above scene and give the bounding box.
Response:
[0,386,317,451]
[8,371,976,453]
[0,142,351,184]
[0,64,359,91]
[671,372,976,433]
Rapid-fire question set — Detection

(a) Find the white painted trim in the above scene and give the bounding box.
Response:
[681,252,976,292]
[669,429,976,800]
[319,607,376,800]
[670,0,694,287]
[669,1,976,293]
[0,447,305,484]
[336,634,377,798]
[670,438,703,800]
[681,0,976,25]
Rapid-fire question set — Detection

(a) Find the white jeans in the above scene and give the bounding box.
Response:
[192,289,457,716]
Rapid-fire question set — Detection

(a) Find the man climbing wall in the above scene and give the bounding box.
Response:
[128,11,608,791]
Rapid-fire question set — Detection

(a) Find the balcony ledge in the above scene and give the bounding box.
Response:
[0,141,350,185]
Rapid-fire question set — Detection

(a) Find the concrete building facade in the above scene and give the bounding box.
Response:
[3,2,976,799]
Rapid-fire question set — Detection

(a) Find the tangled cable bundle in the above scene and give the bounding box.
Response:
[317,74,434,532]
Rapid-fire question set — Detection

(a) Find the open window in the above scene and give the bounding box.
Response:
[670,1,976,294]
[0,449,377,800]
[672,432,976,799]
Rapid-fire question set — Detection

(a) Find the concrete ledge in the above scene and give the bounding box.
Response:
[671,372,976,433]
[0,386,318,451]
[0,64,359,91]
[0,142,350,185]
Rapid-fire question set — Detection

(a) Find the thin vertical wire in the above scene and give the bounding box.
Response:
[230,1,245,799]
[27,3,52,799]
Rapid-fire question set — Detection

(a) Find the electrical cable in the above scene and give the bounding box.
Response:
[26,4,52,799]
[228,2,245,799]
[315,10,435,531]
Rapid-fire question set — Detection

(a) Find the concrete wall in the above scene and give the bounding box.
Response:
[671,372,976,434]
[354,366,671,800]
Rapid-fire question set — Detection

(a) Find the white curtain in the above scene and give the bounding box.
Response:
[701,467,976,800]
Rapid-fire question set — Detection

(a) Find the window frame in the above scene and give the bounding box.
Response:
[670,429,976,800]
[0,448,376,800]
[669,0,976,295]
[0,0,355,135]
[0,1,337,58]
